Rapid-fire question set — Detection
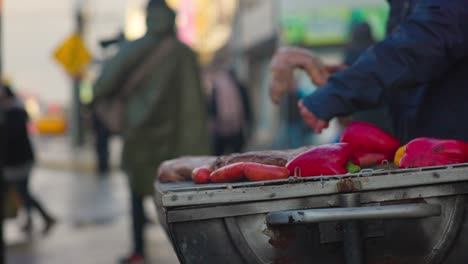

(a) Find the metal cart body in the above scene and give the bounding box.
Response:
[155,164,468,264]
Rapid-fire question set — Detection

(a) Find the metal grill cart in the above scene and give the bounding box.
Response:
[155,164,468,264]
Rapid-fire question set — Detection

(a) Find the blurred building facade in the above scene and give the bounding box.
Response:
[4,0,388,148]
[90,0,389,149]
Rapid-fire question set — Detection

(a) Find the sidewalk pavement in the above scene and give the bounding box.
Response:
[5,135,180,264]
[5,168,179,264]
[33,135,122,173]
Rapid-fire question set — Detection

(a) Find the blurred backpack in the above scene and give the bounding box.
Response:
[95,37,174,134]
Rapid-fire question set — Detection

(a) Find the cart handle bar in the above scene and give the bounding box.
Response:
[266,204,441,225]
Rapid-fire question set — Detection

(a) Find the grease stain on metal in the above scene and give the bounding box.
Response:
[264,225,297,250]
[337,178,362,193]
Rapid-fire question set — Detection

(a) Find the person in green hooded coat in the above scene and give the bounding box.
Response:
[93,0,210,262]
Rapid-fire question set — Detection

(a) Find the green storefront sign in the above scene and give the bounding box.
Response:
[281,4,389,46]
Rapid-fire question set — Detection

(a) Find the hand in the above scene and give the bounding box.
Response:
[269,47,347,104]
[298,100,329,134]
[269,47,328,104]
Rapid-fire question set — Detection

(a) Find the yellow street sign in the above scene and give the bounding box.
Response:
[53,34,92,76]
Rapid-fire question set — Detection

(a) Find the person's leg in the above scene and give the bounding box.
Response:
[213,134,226,156]
[120,189,146,264]
[14,179,33,231]
[131,191,145,257]
[231,131,245,153]
[16,177,55,233]
[95,122,110,174]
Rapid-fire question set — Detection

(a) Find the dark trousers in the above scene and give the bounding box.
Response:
[213,131,245,156]
[12,177,51,224]
[130,192,146,256]
[0,173,4,264]
[93,115,110,174]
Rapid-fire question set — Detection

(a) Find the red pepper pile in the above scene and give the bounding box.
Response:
[190,122,468,184]
[398,138,468,168]
[340,121,401,167]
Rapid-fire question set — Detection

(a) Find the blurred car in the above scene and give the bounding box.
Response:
[35,113,67,135]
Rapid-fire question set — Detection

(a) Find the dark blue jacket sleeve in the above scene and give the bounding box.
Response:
[303,0,468,120]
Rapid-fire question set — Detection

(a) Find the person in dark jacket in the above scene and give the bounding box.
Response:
[337,21,394,138]
[0,84,56,235]
[270,0,468,144]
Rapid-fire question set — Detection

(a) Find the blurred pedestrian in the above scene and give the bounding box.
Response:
[275,78,314,149]
[92,0,210,263]
[0,83,56,235]
[343,22,375,66]
[208,67,252,155]
[91,31,127,176]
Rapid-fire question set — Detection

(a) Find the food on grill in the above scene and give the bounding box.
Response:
[244,163,289,182]
[209,162,290,183]
[340,121,401,167]
[399,138,468,168]
[191,166,212,184]
[286,143,360,177]
[158,156,217,183]
[157,148,314,183]
[213,146,313,169]
[210,162,246,183]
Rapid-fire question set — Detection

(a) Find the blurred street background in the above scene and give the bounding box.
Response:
[3,0,390,263]
[5,136,179,264]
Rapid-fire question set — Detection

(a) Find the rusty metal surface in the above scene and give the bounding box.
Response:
[157,164,468,207]
[165,182,468,223]
[165,196,466,264]
[337,178,363,193]
[158,194,468,264]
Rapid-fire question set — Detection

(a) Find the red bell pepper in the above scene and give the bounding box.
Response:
[286,143,360,177]
[399,138,468,168]
[340,121,401,167]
